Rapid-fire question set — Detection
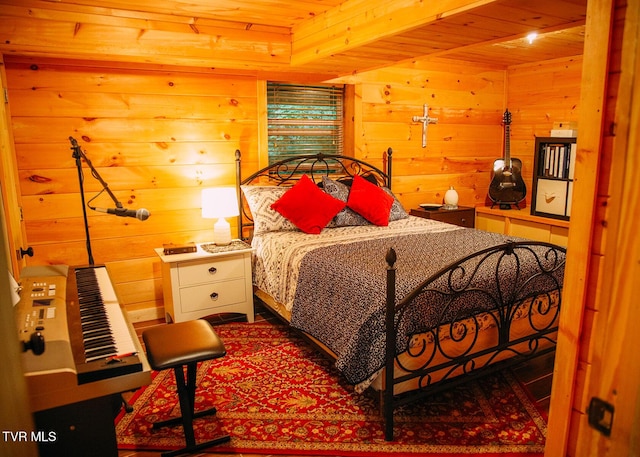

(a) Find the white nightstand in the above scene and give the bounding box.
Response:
[155,240,254,323]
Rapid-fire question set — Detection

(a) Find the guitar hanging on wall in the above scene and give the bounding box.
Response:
[488,109,526,209]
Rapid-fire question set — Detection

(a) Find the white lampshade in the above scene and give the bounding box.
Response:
[201,187,239,245]
[201,187,239,219]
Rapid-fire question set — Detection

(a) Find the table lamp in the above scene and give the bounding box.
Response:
[201,187,239,245]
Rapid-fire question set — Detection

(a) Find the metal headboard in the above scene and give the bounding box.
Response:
[235,148,393,240]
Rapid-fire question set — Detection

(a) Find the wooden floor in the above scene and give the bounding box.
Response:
[117,304,555,457]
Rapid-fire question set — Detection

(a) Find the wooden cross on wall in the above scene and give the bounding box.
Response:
[412,104,439,148]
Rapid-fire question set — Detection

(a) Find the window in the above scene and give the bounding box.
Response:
[266,82,344,165]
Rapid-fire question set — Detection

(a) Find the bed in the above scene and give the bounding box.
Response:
[235,148,566,441]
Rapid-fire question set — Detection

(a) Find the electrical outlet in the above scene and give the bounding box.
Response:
[587,397,614,437]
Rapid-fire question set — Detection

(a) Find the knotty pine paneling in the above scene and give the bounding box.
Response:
[350,55,581,210]
[0,8,291,71]
[343,58,506,209]
[506,56,583,207]
[23,187,216,220]
[18,164,237,195]
[6,59,259,96]
[5,56,259,322]
[15,142,250,169]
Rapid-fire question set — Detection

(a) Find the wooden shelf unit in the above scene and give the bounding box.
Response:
[475,206,569,247]
[531,136,577,221]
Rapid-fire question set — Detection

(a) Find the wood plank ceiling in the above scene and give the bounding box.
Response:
[0,0,587,76]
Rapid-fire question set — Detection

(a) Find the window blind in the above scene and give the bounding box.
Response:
[267,83,344,164]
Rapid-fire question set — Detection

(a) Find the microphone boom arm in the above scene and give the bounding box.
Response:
[69,136,149,265]
[69,136,123,210]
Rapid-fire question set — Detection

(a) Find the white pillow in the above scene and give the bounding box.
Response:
[240,185,297,235]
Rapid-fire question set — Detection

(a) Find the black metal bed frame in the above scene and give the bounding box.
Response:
[235,149,566,441]
[235,148,392,239]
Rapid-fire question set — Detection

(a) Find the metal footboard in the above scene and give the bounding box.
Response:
[383,241,566,441]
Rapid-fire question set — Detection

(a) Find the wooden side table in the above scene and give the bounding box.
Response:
[410,206,476,228]
[155,240,254,323]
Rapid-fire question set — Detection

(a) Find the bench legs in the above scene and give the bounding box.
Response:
[152,362,230,457]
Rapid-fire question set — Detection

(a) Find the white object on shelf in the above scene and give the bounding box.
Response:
[550,129,578,138]
[443,186,459,210]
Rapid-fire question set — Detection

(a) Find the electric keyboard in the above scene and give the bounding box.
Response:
[69,265,142,383]
[16,264,151,412]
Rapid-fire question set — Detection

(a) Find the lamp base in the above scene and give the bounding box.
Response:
[212,218,232,245]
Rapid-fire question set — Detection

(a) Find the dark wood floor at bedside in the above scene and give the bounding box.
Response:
[118,305,555,456]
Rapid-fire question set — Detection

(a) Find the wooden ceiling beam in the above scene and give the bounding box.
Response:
[290,0,495,66]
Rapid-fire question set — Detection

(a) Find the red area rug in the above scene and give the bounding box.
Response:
[115,321,547,456]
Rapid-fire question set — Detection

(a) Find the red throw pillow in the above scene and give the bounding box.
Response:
[271,175,346,234]
[346,174,395,226]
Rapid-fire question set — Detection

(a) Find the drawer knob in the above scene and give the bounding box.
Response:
[210,292,219,301]
[208,266,217,274]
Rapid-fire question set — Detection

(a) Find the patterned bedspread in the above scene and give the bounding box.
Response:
[251,217,559,385]
[251,217,461,310]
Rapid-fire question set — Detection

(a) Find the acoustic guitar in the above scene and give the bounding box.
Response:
[488,109,526,208]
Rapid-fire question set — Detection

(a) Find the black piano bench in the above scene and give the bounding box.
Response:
[142,319,230,457]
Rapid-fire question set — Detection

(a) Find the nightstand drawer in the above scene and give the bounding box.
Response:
[431,210,474,227]
[179,278,247,313]
[410,206,475,228]
[177,257,244,286]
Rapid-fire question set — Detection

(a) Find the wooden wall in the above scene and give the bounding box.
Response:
[5,57,260,320]
[343,54,583,211]
[344,59,506,210]
[508,56,583,202]
[4,53,582,322]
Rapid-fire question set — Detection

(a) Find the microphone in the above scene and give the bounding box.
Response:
[94,207,150,221]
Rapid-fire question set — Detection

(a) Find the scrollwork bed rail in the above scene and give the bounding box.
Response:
[383,241,565,440]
